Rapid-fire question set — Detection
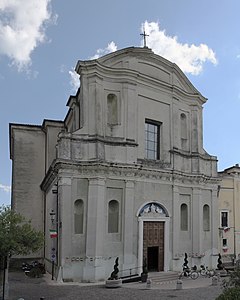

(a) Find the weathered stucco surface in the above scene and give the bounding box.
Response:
[10,47,219,282]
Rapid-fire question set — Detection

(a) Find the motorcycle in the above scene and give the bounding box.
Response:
[22,261,45,278]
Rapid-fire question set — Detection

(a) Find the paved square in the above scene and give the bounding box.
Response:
[8,272,223,300]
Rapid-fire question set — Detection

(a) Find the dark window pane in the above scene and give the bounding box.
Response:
[108,200,119,233]
[145,120,160,160]
[181,204,188,231]
[221,212,228,227]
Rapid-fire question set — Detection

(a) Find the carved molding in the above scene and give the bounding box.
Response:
[41,159,220,192]
[139,202,167,217]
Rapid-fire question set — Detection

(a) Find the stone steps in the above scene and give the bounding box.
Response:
[149,272,179,284]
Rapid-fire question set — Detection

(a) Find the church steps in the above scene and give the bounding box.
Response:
[149,272,179,284]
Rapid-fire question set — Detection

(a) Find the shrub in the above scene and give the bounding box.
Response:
[216,287,240,300]
[222,268,240,290]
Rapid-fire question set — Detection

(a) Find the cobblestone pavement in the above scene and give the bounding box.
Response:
[9,271,223,300]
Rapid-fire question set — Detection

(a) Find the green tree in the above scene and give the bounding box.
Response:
[0,205,44,299]
[0,205,43,257]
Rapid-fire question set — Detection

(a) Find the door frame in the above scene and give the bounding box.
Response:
[137,216,170,274]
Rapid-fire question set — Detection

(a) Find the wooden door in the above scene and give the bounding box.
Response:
[143,221,164,271]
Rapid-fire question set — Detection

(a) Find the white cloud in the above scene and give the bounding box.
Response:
[69,41,117,92]
[90,41,117,60]
[60,64,67,73]
[0,184,11,193]
[0,0,56,71]
[142,21,217,75]
[69,69,80,93]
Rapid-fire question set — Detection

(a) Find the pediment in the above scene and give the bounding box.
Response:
[96,47,203,97]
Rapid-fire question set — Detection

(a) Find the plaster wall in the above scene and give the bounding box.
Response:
[11,127,45,258]
[218,177,234,257]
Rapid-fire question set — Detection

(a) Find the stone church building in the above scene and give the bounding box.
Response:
[10,46,219,282]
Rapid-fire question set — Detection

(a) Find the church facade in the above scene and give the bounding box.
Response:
[10,47,219,282]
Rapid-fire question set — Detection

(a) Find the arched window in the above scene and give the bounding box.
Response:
[180,203,188,231]
[107,93,118,125]
[180,113,188,150]
[203,204,210,231]
[108,200,119,233]
[74,199,84,234]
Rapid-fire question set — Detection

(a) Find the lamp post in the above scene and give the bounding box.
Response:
[49,209,56,280]
[50,210,56,224]
[1,256,7,300]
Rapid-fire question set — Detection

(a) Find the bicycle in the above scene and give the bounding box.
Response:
[199,265,216,277]
[179,266,199,280]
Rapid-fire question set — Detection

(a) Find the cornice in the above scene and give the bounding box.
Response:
[170,148,218,161]
[41,159,220,192]
[59,132,138,147]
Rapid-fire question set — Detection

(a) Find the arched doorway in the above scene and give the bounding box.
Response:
[137,202,170,273]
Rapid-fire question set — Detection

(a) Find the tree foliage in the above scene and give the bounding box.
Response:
[222,267,240,290]
[216,287,240,300]
[216,267,240,300]
[0,206,43,257]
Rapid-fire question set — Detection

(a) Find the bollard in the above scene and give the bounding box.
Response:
[212,275,218,286]
[176,279,183,290]
[146,278,152,289]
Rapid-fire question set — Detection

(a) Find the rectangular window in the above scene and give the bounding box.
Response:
[145,120,160,160]
[203,205,210,231]
[180,204,188,231]
[221,211,228,228]
[222,238,227,247]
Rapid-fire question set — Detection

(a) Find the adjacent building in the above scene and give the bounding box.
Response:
[218,164,240,261]
[10,46,219,282]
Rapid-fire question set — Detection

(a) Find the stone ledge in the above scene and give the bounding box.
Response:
[105,279,122,288]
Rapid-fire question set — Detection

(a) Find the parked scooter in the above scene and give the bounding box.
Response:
[22,261,45,277]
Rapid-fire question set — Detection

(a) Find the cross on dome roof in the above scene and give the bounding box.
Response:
[140,30,149,48]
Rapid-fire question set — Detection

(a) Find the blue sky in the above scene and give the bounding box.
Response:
[1,0,240,205]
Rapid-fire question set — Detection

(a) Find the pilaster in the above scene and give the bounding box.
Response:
[172,186,179,258]
[192,188,202,254]
[83,177,106,281]
[58,177,72,265]
[123,180,135,270]
[211,188,219,254]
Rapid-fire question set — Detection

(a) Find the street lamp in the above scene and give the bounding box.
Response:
[49,210,56,224]
[49,209,57,280]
